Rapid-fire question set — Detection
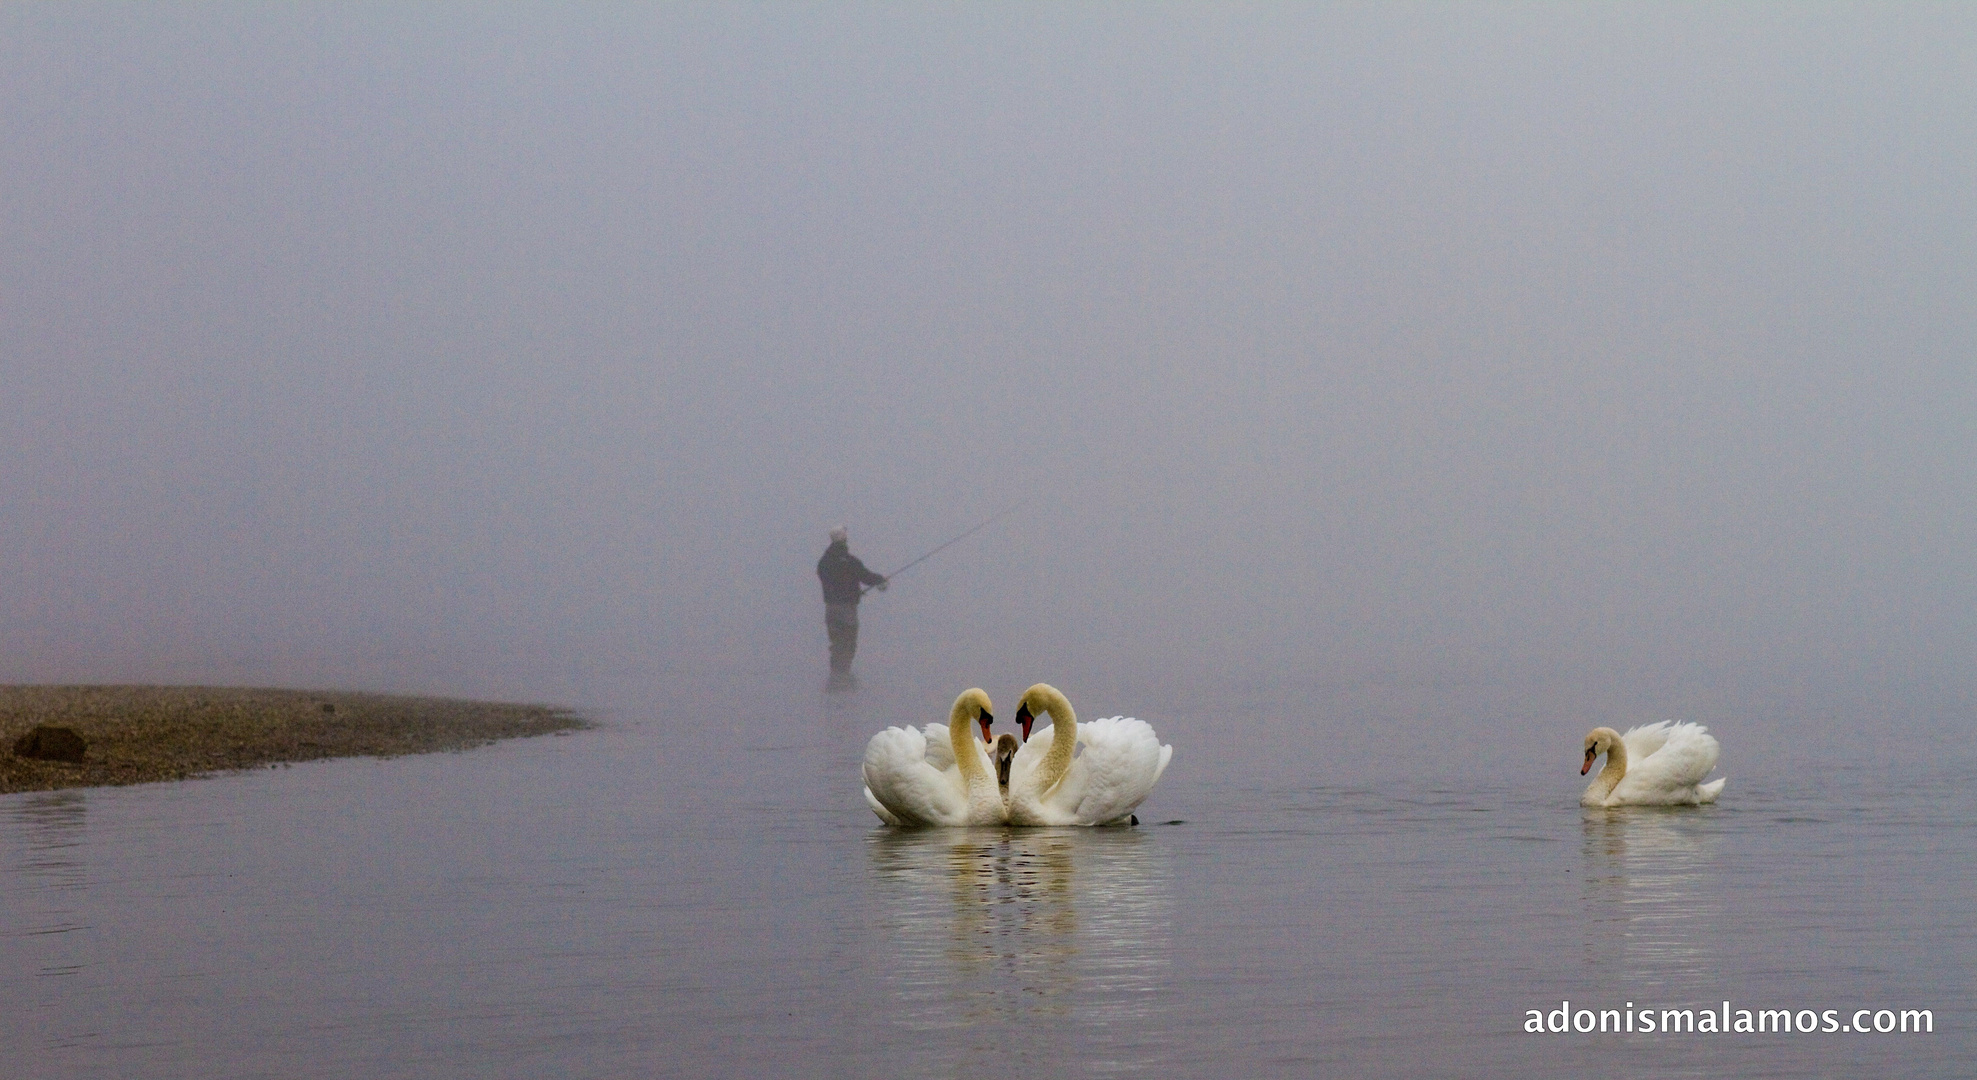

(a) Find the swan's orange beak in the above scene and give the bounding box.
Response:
[977,710,994,743]
[1015,702,1035,741]
[1581,748,1597,775]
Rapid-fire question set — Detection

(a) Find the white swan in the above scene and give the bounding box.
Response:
[862,689,1007,826]
[1006,683,1171,826]
[1581,721,1727,807]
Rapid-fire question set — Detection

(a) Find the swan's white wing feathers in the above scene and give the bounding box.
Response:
[1007,710,1171,826]
[919,723,957,772]
[1060,716,1169,826]
[1612,721,1722,805]
[1639,722,1719,785]
[1619,720,1676,762]
[863,725,968,826]
[863,784,903,826]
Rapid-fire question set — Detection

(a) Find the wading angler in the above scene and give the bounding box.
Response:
[816,526,886,688]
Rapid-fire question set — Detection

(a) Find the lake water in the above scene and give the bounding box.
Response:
[4,675,1970,1078]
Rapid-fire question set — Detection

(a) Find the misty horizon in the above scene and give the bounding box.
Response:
[4,6,1971,753]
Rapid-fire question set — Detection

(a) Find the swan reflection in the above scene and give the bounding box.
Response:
[1579,810,1721,988]
[865,827,1173,1071]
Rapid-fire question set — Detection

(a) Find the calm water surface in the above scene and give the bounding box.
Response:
[4,678,1970,1078]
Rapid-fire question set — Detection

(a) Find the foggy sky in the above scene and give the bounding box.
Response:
[4,4,1973,737]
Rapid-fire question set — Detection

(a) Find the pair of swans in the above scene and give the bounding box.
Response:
[1581,721,1726,807]
[862,685,1172,827]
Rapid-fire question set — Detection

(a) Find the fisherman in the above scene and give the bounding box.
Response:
[817,526,886,686]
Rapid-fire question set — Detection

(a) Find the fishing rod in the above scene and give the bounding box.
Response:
[863,503,1024,594]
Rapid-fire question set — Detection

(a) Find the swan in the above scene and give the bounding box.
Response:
[1006,683,1171,826]
[1581,721,1727,807]
[990,732,1021,791]
[862,689,1007,826]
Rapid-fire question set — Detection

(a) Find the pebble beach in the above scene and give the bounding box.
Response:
[0,685,585,793]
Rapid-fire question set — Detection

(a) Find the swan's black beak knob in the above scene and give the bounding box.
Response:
[1581,749,1596,775]
[1015,702,1034,741]
[977,709,994,743]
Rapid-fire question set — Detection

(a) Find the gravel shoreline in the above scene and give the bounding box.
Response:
[1,685,587,793]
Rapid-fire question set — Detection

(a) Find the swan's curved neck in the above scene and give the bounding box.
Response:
[1029,685,1077,793]
[1591,738,1627,801]
[949,702,988,787]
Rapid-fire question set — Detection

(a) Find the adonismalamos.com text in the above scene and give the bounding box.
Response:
[1526,1001,1932,1035]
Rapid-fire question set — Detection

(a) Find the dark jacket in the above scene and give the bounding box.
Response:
[817,541,885,604]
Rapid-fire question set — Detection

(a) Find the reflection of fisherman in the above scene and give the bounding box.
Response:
[817,526,886,685]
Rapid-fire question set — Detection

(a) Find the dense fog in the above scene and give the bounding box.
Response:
[5,5,1972,771]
